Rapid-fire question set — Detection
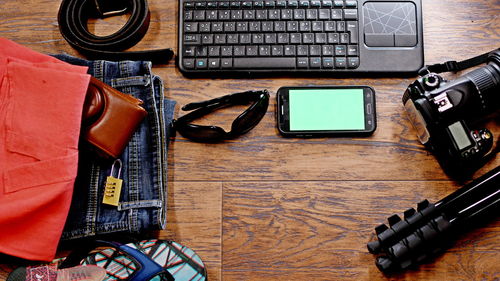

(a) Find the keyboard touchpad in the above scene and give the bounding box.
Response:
[363,2,417,47]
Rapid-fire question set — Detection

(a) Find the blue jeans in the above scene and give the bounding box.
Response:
[54,55,175,240]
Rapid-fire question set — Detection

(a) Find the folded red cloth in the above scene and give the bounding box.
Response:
[0,37,90,261]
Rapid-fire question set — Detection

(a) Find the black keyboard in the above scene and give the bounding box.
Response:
[178,0,424,75]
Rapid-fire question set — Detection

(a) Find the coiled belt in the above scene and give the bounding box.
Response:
[58,0,173,63]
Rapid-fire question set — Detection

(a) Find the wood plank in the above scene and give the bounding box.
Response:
[222,181,500,280]
[159,181,222,281]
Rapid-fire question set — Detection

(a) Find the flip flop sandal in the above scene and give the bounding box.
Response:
[7,264,106,281]
[59,239,207,281]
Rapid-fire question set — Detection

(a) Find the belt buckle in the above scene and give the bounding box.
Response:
[94,0,129,17]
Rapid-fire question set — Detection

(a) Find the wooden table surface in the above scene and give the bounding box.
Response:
[1,0,499,280]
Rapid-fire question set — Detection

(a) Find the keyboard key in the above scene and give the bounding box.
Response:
[318,9,330,20]
[322,45,333,56]
[345,0,357,7]
[183,59,195,69]
[309,45,321,56]
[219,2,230,8]
[290,33,302,43]
[277,33,289,43]
[259,45,271,56]
[282,9,293,19]
[294,9,305,20]
[221,58,233,68]
[347,57,359,68]
[208,58,220,69]
[184,34,201,45]
[184,22,198,33]
[322,0,333,7]
[323,57,334,68]
[343,9,357,20]
[240,34,251,44]
[288,0,298,8]
[221,46,233,56]
[347,45,358,56]
[193,10,205,20]
[335,45,346,56]
[315,33,327,44]
[310,1,321,7]
[334,57,346,68]
[265,34,277,44]
[208,46,220,56]
[310,57,322,68]
[306,9,318,20]
[297,45,308,56]
[346,21,358,43]
[183,46,196,57]
[276,1,286,7]
[297,57,308,68]
[284,45,296,56]
[331,9,342,20]
[325,21,336,31]
[327,33,339,43]
[196,58,208,69]
[337,21,345,32]
[234,57,296,68]
[272,45,283,56]
[299,1,310,8]
[312,21,323,32]
[196,46,208,56]
[195,2,207,8]
[264,0,275,7]
[227,34,239,44]
[340,32,349,44]
[202,34,214,44]
[234,46,246,56]
[303,33,314,43]
[253,1,264,8]
[287,21,298,32]
[333,0,344,7]
[246,46,258,56]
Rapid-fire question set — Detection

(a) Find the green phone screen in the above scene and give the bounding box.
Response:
[289,89,365,131]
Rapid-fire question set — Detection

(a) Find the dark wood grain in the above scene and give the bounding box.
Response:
[0,0,499,280]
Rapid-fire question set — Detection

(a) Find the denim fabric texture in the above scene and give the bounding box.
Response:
[54,54,175,240]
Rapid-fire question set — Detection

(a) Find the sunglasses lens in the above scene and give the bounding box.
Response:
[232,96,269,134]
[177,124,227,142]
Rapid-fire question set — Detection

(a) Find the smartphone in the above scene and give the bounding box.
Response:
[277,86,376,137]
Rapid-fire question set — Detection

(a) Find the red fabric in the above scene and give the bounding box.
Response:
[0,37,90,261]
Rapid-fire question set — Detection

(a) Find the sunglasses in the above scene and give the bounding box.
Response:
[173,90,270,142]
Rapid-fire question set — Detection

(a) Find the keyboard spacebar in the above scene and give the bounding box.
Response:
[233,58,296,69]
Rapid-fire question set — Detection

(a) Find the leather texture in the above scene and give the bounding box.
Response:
[57,0,174,64]
[82,77,147,158]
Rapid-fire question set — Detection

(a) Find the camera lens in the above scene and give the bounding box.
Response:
[464,50,500,112]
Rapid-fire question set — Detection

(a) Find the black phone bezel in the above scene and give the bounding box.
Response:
[276,86,377,137]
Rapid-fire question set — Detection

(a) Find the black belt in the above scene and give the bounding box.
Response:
[58,0,173,63]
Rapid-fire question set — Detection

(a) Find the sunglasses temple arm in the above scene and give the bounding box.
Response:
[182,90,266,111]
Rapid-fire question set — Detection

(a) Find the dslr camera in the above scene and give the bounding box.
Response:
[403,49,500,177]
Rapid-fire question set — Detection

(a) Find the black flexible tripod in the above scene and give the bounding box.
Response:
[367,165,500,272]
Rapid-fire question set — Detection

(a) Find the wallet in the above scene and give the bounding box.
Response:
[82,77,147,158]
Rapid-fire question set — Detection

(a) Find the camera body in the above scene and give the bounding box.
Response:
[403,50,500,175]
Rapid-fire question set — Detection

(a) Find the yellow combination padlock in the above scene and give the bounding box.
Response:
[102,159,123,207]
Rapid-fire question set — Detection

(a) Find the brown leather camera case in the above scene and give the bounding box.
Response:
[82,77,147,158]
